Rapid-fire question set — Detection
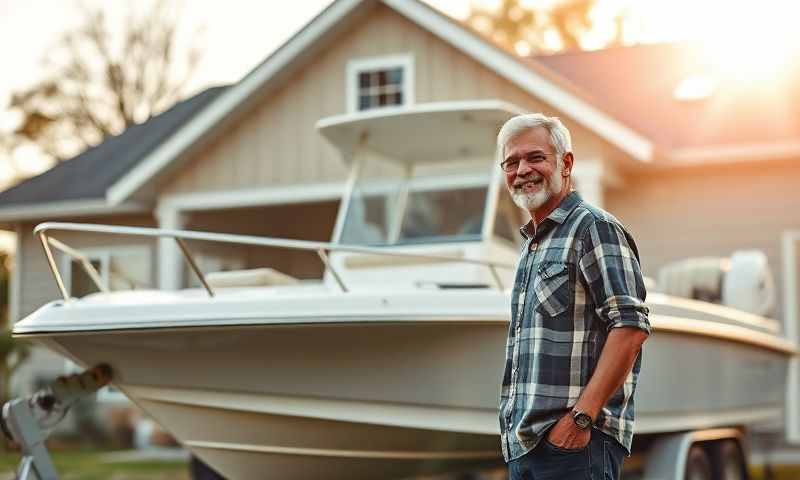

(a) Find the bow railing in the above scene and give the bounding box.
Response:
[34,222,516,300]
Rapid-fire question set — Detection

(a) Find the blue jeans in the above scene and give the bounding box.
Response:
[508,429,626,480]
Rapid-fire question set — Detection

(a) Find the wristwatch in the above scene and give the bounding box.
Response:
[571,409,593,430]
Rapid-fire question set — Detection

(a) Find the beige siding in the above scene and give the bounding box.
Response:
[606,158,800,321]
[18,214,157,319]
[159,4,615,197]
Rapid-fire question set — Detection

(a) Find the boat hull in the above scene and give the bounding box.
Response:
[28,313,790,479]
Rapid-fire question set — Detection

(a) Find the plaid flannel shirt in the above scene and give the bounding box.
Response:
[499,191,651,461]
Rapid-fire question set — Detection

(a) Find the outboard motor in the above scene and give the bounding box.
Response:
[656,250,776,317]
[722,250,776,317]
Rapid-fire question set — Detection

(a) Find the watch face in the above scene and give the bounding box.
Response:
[574,412,592,429]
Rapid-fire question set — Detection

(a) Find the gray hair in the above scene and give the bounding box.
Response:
[496,113,572,164]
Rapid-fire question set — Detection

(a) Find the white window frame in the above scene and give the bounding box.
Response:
[60,245,152,296]
[60,249,111,296]
[346,54,415,113]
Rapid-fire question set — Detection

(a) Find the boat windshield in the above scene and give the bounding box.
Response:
[338,157,490,246]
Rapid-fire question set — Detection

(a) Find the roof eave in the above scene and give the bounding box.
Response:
[0,199,150,223]
[661,140,800,167]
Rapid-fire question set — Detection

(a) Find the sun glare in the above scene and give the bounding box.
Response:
[701,3,800,80]
[637,0,800,81]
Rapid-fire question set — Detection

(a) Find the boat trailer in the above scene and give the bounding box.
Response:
[1,364,113,480]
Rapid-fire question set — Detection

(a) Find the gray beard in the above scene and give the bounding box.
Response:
[510,167,563,211]
[512,188,550,210]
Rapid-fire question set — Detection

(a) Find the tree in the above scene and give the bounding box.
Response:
[2,0,202,174]
[466,0,626,55]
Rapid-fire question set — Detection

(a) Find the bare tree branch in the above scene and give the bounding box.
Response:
[0,0,203,179]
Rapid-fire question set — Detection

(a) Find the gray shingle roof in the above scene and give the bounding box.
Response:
[0,86,228,207]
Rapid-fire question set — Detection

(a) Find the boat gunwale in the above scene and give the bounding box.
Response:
[13,313,797,356]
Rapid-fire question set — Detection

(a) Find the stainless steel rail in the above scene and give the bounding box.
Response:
[34,222,515,300]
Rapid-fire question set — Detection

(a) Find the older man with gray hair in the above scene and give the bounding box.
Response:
[496,113,651,479]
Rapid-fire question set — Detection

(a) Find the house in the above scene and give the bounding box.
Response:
[2,0,799,414]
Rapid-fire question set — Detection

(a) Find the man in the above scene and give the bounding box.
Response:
[496,113,650,480]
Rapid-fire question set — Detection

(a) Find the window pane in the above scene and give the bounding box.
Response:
[399,187,487,242]
[71,259,103,297]
[355,66,406,111]
[338,157,405,245]
[359,72,371,89]
[493,189,524,247]
[340,194,390,244]
[388,68,403,85]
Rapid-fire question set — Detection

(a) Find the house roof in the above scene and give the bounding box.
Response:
[534,42,800,157]
[0,86,226,216]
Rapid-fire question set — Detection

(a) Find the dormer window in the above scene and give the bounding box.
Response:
[347,54,414,112]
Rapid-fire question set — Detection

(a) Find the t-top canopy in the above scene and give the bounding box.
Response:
[316,100,526,164]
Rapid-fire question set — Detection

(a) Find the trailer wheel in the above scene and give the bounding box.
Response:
[714,440,747,480]
[189,455,227,480]
[685,445,713,480]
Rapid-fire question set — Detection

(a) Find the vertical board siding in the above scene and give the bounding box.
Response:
[606,159,800,322]
[158,4,608,198]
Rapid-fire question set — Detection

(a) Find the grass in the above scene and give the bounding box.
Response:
[1,449,800,479]
[0,449,189,480]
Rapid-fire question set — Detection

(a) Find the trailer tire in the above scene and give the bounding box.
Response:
[713,440,747,480]
[189,455,227,480]
[685,445,713,480]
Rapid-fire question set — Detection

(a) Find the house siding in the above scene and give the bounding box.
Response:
[159,3,615,198]
[17,214,157,320]
[606,158,800,323]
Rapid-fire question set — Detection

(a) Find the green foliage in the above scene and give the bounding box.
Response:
[0,449,189,480]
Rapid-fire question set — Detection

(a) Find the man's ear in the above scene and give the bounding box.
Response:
[562,152,574,177]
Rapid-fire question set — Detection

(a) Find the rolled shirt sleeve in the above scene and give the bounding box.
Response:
[578,218,651,334]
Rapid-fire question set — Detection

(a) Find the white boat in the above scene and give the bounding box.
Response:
[13,102,796,479]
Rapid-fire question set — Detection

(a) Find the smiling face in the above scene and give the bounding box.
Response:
[502,126,573,221]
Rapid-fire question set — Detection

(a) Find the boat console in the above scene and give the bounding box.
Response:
[316,101,528,291]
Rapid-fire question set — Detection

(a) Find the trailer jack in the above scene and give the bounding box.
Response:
[1,365,113,480]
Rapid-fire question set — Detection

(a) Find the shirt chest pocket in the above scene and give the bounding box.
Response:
[533,262,572,317]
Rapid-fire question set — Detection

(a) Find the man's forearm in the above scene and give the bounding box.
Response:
[573,327,649,420]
